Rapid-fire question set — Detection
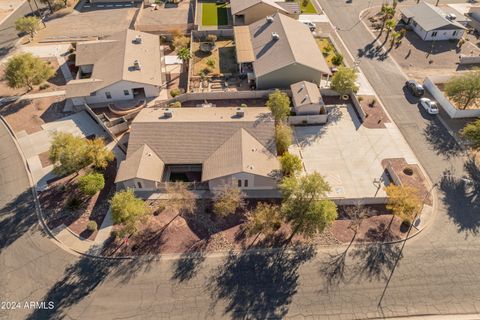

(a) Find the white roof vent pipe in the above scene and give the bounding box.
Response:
[271,32,280,40]
[266,16,274,23]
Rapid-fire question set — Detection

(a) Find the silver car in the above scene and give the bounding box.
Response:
[419,98,439,115]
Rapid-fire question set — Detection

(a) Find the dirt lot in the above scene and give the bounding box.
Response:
[0,97,66,134]
[364,7,480,80]
[0,57,66,97]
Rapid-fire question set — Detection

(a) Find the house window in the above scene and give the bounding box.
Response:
[137,181,143,189]
[431,31,437,37]
[244,179,248,187]
[90,91,96,96]
[123,90,129,96]
[237,179,242,187]
[105,91,112,99]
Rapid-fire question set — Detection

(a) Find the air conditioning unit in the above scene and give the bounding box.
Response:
[446,13,457,20]
[271,32,280,40]
[133,35,142,44]
[236,107,244,117]
[164,108,173,118]
[266,16,274,23]
[133,60,141,70]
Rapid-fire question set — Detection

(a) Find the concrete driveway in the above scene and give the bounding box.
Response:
[16,111,107,189]
[290,105,419,202]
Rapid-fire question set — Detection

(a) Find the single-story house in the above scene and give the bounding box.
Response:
[290,81,325,115]
[400,2,466,41]
[115,107,280,191]
[234,13,331,89]
[66,29,165,106]
[467,6,480,32]
[230,0,300,25]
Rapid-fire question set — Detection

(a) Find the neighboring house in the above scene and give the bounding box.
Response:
[230,0,300,25]
[234,13,331,89]
[290,81,325,115]
[66,29,165,106]
[467,6,480,32]
[400,2,466,41]
[115,107,280,192]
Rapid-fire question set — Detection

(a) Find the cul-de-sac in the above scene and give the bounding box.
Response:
[0,0,479,318]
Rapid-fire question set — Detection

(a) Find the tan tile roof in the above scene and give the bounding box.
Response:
[202,128,279,181]
[127,107,276,165]
[248,13,331,77]
[66,29,164,98]
[290,81,324,108]
[115,144,165,183]
[230,0,287,15]
[234,26,256,63]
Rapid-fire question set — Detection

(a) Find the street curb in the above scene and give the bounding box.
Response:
[0,0,26,26]
[355,7,439,235]
[0,116,81,257]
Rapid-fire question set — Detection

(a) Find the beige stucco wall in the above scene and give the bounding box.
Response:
[256,63,324,90]
[71,80,161,106]
[208,172,277,191]
[120,178,158,191]
[294,103,322,115]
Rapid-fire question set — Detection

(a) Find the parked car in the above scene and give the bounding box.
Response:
[300,20,316,31]
[419,98,439,115]
[0,96,19,107]
[405,80,424,97]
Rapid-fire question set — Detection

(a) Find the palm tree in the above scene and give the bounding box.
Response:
[177,47,191,63]
[385,18,397,42]
[380,5,395,35]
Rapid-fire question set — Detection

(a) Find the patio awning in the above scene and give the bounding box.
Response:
[233,26,255,63]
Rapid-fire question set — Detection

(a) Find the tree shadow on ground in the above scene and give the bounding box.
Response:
[26,252,119,320]
[440,159,480,237]
[423,119,464,160]
[0,188,38,253]
[357,41,388,61]
[319,223,402,290]
[208,245,316,319]
[171,241,208,283]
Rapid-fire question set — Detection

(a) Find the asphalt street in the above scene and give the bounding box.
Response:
[1,0,480,318]
[0,0,34,58]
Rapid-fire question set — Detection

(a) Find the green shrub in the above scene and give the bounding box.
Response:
[87,220,98,232]
[78,172,105,196]
[169,101,182,108]
[240,103,247,108]
[206,58,216,67]
[331,53,344,66]
[170,88,183,97]
[39,83,50,90]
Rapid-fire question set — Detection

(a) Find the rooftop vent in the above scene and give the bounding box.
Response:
[133,60,141,70]
[164,108,173,118]
[266,16,274,23]
[446,13,457,20]
[133,35,142,44]
[271,32,280,40]
[236,107,245,117]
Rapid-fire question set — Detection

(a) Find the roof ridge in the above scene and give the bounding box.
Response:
[276,13,297,65]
